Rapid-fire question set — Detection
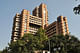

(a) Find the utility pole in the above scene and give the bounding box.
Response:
[48,39,50,53]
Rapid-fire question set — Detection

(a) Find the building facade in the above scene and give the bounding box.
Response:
[11,3,48,42]
[32,3,48,28]
[11,3,69,42]
[45,16,69,37]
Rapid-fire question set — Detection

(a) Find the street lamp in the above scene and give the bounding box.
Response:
[48,39,51,53]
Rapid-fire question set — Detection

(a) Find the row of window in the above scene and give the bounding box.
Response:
[13,37,18,41]
[30,16,42,21]
[64,22,67,32]
[16,17,20,21]
[30,18,41,22]
[29,27,38,31]
[14,32,19,36]
[30,21,41,25]
[47,31,56,36]
[29,31,36,34]
[29,19,41,23]
[46,25,56,32]
[29,27,38,34]
[15,27,19,31]
[46,28,56,34]
[29,16,42,26]
[15,22,20,27]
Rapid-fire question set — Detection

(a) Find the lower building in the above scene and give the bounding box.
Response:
[45,16,69,37]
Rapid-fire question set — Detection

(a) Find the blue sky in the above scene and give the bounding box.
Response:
[0,0,80,50]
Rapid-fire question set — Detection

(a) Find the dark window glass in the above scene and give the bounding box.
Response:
[58,17,61,22]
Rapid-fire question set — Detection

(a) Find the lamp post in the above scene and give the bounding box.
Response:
[48,39,50,53]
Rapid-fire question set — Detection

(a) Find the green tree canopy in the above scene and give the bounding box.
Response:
[73,4,80,15]
[1,28,80,53]
[6,27,48,53]
[49,35,80,53]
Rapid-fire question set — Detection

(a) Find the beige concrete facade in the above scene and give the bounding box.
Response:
[11,3,48,42]
[11,10,42,42]
[11,13,21,42]
[45,16,69,37]
[33,3,48,29]
[11,3,69,42]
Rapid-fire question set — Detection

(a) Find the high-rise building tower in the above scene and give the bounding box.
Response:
[33,3,48,29]
[11,13,21,42]
[11,3,69,42]
[57,16,69,35]
[11,3,48,42]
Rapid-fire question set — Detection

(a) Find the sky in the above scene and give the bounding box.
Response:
[0,0,80,50]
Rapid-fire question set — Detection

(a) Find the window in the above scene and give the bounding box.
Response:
[15,27,19,31]
[14,32,18,36]
[64,22,67,32]
[16,18,20,21]
[24,30,26,32]
[58,17,61,22]
[15,22,19,27]
[14,37,17,40]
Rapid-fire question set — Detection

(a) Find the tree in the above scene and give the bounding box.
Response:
[0,51,2,53]
[49,35,66,53]
[7,27,48,53]
[73,4,80,15]
[73,0,80,15]
[49,34,80,53]
[66,35,80,53]
[22,33,38,53]
[8,37,28,53]
[24,28,48,52]
[1,47,8,53]
[35,27,48,50]
[1,27,80,53]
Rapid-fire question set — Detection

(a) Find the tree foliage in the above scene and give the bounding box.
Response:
[73,4,80,15]
[1,28,80,53]
[1,28,48,53]
[8,39,28,53]
[49,35,80,53]
[0,51,2,53]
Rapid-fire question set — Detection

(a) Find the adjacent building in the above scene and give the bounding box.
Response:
[11,3,69,42]
[45,16,69,37]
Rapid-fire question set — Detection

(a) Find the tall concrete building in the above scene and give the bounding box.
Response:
[11,3,48,42]
[32,3,48,28]
[11,3,69,42]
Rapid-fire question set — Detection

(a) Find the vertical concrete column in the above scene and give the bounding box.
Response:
[45,5,48,27]
[60,16,65,35]
[26,11,30,34]
[21,9,30,37]
[39,3,48,29]
[57,16,65,35]
[64,17,69,34]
